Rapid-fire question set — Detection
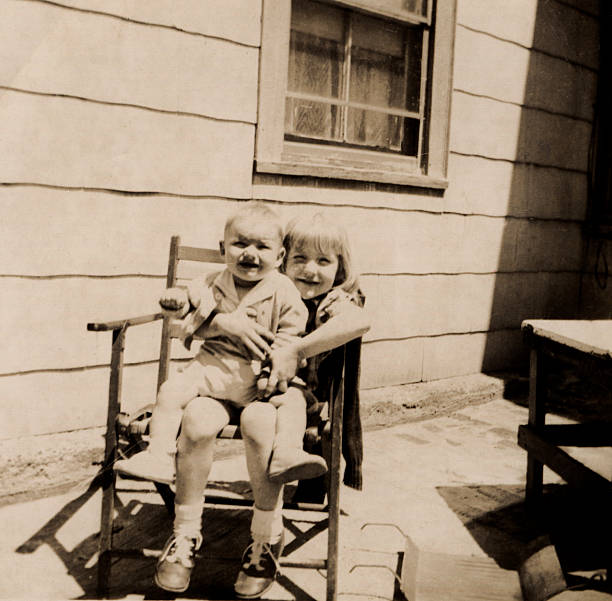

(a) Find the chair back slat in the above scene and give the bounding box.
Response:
[158,237,223,389]
[177,246,223,264]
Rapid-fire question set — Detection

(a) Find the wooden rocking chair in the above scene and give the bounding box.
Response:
[87,235,361,601]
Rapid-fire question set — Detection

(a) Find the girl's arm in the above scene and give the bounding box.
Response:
[298,301,369,359]
[258,302,370,396]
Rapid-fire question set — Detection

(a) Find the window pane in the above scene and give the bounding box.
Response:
[403,0,428,18]
[350,14,403,111]
[288,1,344,99]
[401,117,420,156]
[346,108,403,151]
[405,27,423,113]
[349,13,422,113]
[285,98,342,141]
[288,31,344,99]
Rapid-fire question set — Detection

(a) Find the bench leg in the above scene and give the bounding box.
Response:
[525,349,547,512]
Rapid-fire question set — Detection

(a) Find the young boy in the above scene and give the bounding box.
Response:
[114,202,327,484]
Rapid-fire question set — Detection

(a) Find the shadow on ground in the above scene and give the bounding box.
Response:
[14,477,324,600]
[437,482,611,592]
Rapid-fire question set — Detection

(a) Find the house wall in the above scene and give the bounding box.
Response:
[0,0,599,438]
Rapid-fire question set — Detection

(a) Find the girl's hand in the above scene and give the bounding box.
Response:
[213,309,274,360]
[316,288,354,325]
[257,344,302,397]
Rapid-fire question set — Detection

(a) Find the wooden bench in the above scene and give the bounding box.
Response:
[518,319,612,510]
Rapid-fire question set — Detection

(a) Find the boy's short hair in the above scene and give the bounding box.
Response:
[224,201,283,243]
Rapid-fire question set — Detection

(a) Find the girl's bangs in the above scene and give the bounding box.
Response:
[287,221,344,256]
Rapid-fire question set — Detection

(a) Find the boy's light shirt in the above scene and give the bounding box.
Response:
[179,268,307,358]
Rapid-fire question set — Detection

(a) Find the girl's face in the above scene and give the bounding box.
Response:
[285,242,340,299]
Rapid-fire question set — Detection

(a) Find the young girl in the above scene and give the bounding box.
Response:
[154,213,370,599]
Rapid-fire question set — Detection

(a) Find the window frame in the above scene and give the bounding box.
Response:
[255,0,456,189]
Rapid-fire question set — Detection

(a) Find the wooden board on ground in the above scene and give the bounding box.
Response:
[402,534,523,601]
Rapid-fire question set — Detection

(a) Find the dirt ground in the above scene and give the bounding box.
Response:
[4,366,607,508]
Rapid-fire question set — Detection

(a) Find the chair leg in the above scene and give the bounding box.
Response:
[97,327,126,598]
[326,379,344,601]
[326,449,340,601]
[97,470,116,598]
[154,482,176,517]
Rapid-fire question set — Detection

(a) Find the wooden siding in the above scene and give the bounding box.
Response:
[0,0,259,437]
[0,268,580,377]
[454,26,597,121]
[1,0,258,123]
[0,91,253,197]
[0,0,600,437]
[47,0,262,47]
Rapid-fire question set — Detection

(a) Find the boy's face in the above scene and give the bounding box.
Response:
[223,218,284,285]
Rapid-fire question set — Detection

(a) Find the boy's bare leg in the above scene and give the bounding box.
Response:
[148,375,200,451]
[115,365,201,483]
[267,388,327,484]
[155,396,230,593]
[175,396,231,504]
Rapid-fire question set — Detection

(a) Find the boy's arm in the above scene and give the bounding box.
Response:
[173,275,219,343]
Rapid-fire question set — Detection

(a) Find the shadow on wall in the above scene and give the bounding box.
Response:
[579,4,612,319]
[481,0,597,374]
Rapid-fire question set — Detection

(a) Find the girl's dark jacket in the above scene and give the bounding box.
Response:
[294,289,365,501]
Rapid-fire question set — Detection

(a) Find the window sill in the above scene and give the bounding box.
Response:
[256,156,449,189]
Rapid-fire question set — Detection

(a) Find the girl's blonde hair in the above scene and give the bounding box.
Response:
[283,213,360,294]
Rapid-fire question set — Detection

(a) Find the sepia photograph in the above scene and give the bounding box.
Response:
[1,0,611,599]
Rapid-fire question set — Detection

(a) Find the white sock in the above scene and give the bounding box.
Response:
[174,503,203,541]
[251,505,283,544]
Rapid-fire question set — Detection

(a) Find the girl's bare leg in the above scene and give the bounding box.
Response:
[269,387,306,448]
[268,388,327,483]
[241,401,283,511]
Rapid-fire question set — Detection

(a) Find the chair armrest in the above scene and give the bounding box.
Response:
[87,312,163,332]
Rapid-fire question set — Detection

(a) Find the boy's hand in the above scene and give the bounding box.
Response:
[213,309,274,360]
[159,288,189,313]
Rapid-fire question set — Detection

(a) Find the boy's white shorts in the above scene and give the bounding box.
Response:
[177,349,259,407]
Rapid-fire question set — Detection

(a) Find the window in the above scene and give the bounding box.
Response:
[256,0,456,188]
